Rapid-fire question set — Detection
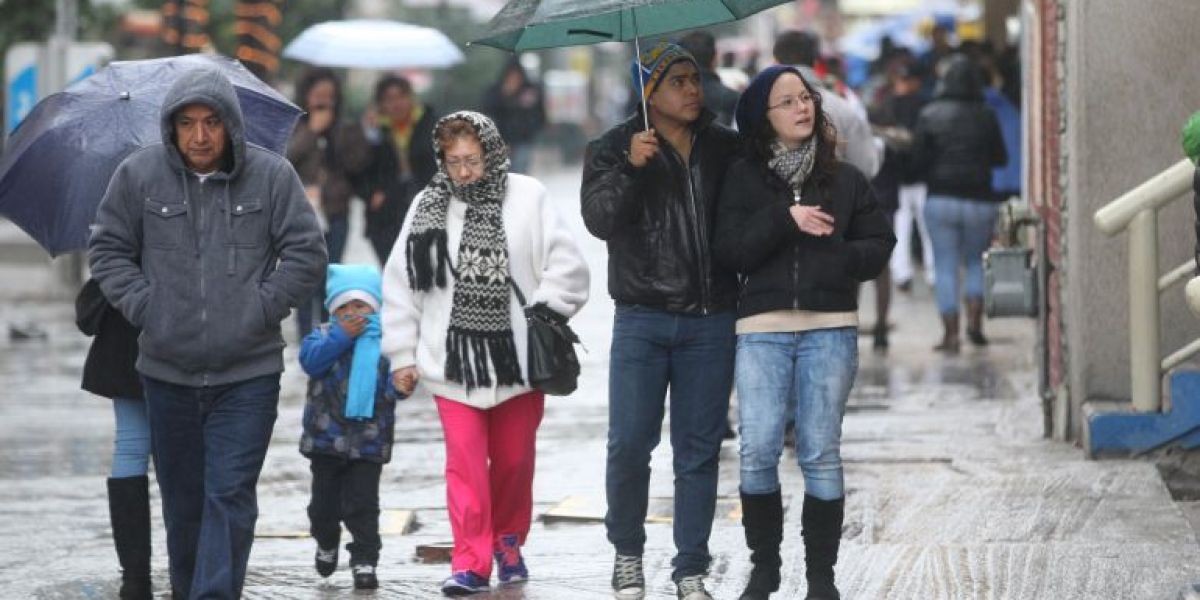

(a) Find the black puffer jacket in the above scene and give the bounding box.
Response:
[714,158,895,318]
[910,57,1007,201]
[581,111,741,314]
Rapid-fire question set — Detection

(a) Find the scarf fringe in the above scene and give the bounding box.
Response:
[406,229,449,291]
[444,328,525,391]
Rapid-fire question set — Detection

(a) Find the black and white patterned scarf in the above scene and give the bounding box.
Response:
[768,137,816,195]
[406,110,523,390]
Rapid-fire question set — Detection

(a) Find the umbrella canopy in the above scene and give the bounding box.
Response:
[0,53,302,256]
[283,19,465,69]
[472,0,791,52]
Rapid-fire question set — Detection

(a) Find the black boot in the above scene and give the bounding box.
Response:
[802,494,844,600]
[108,476,152,600]
[739,490,783,600]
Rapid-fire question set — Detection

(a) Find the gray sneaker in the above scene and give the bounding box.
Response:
[611,554,645,599]
[676,574,713,600]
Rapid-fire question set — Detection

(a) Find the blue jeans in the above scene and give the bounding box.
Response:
[112,397,151,478]
[736,328,857,501]
[143,373,280,599]
[604,305,736,580]
[923,195,999,315]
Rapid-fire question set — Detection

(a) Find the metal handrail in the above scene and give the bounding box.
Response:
[1092,158,1197,412]
[1095,159,1194,235]
[1160,260,1196,293]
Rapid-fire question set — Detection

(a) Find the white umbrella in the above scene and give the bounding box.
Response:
[282,19,465,69]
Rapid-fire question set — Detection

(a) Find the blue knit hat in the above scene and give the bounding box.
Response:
[734,64,805,135]
[630,41,698,102]
[325,264,382,313]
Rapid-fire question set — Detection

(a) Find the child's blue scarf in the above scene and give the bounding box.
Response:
[345,314,381,420]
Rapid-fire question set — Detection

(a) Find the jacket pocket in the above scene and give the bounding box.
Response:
[143,198,187,249]
[226,199,266,248]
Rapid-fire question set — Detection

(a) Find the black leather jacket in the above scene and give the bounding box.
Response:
[581,111,741,314]
[910,58,1007,200]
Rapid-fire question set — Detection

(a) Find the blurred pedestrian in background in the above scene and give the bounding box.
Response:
[382,111,588,597]
[287,68,372,338]
[910,55,1007,353]
[76,278,153,600]
[715,65,893,600]
[360,76,440,267]
[886,62,934,293]
[482,57,546,174]
[299,264,405,591]
[679,30,740,128]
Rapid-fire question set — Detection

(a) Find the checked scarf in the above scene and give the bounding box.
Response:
[405,111,524,390]
[768,137,816,196]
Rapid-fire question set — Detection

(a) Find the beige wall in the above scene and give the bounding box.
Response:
[1063,0,1200,434]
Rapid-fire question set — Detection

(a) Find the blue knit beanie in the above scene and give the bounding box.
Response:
[734,64,805,135]
[630,41,698,102]
[325,263,382,313]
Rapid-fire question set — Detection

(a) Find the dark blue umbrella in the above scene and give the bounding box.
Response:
[0,53,303,256]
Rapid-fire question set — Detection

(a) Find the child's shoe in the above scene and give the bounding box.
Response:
[352,564,378,590]
[314,546,338,578]
[441,571,490,596]
[493,534,529,584]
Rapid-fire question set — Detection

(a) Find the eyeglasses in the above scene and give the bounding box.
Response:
[444,156,484,170]
[766,93,814,113]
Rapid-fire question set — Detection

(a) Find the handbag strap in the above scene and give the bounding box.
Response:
[508,277,528,308]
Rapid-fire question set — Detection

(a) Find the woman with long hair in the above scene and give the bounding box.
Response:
[714,66,894,600]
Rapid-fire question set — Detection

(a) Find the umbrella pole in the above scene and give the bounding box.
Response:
[632,11,649,132]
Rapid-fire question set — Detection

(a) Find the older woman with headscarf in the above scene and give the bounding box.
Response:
[380,111,589,597]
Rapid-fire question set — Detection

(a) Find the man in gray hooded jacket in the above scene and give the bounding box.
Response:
[89,67,325,598]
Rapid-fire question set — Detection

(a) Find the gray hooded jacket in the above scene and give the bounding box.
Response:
[89,67,326,387]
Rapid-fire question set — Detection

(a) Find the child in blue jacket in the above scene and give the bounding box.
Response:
[299,264,403,590]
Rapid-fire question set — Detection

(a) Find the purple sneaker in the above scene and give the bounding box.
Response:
[493,534,529,584]
[441,571,490,596]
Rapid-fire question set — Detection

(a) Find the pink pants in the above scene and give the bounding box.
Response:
[435,390,545,577]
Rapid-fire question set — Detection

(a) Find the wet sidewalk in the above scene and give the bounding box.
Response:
[1,168,1198,599]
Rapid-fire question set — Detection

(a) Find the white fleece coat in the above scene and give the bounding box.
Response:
[381,173,590,409]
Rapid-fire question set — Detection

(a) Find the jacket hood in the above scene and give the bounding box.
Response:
[935,56,984,102]
[160,67,246,177]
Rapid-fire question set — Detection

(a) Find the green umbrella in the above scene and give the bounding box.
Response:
[471,0,790,128]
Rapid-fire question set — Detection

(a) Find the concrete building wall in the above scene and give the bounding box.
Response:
[1063,0,1200,435]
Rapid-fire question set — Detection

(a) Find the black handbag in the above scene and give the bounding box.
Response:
[510,279,581,396]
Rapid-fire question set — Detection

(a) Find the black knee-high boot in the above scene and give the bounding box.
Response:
[739,489,784,600]
[108,476,152,600]
[802,494,844,600]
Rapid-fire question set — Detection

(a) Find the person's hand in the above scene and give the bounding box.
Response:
[361,106,379,130]
[337,314,367,338]
[308,105,334,134]
[628,129,659,168]
[369,191,386,212]
[789,204,835,236]
[392,366,419,395]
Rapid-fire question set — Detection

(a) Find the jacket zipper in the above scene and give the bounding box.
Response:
[792,190,801,309]
[194,178,210,386]
[670,138,711,315]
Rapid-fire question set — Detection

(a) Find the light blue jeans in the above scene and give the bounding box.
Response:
[112,397,151,478]
[736,328,858,501]
[923,195,999,315]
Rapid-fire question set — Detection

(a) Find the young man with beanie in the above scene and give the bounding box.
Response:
[581,41,741,600]
[89,66,326,598]
[299,263,404,590]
